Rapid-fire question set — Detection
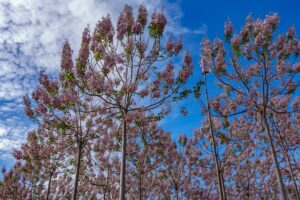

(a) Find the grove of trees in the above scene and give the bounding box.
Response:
[0,4,299,200]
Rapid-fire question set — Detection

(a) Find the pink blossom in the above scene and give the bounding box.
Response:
[173,39,183,54]
[152,90,160,98]
[264,13,280,29]
[150,11,167,36]
[231,34,241,50]
[137,5,147,28]
[184,51,192,67]
[131,22,143,34]
[139,88,149,98]
[224,20,233,39]
[93,15,115,43]
[39,72,49,86]
[117,4,134,40]
[200,57,212,74]
[293,62,300,72]
[166,38,174,52]
[77,27,90,71]
[201,39,212,59]
[286,26,296,39]
[60,41,73,70]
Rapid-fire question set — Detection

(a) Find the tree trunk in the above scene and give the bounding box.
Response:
[73,144,83,200]
[139,174,142,200]
[220,168,227,200]
[284,148,300,199]
[204,74,225,200]
[119,120,127,200]
[262,113,287,200]
[175,185,179,200]
[46,173,52,200]
[276,127,300,199]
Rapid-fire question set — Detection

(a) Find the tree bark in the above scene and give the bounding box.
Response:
[73,144,83,200]
[262,113,287,200]
[119,119,127,200]
[284,146,300,199]
[204,74,225,200]
[139,174,142,200]
[46,173,52,200]
[220,168,227,200]
[276,125,300,199]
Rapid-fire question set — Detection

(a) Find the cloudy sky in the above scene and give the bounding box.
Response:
[0,0,299,167]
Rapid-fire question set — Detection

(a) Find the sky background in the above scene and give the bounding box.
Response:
[0,0,299,169]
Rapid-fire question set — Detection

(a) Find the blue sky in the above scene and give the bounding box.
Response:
[162,0,300,138]
[0,0,299,170]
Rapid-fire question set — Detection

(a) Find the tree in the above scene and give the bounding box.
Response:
[0,162,29,199]
[23,41,103,199]
[64,4,192,199]
[13,127,65,199]
[200,13,300,199]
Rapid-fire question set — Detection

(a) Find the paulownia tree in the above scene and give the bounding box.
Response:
[125,112,174,199]
[23,41,104,199]
[200,13,300,199]
[12,126,65,199]
[0,162,29,199]
[61,4,193,199]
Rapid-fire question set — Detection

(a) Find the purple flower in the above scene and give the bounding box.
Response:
[173,40,183,54]
[60,41,73,70]
[137,5,147,28]
[184,51,192,67]
[231,34,241,50]
[265,13,280,29]
[224,20,233,39]
[93,15,115,43]
[132,22,143,34]
[200,38,213,74]
[117,4,134,40]
[286,26,296,39]
[150,11,167,37]
[200,57,212,74]
[77,27,90,71]
[293,62,300,72]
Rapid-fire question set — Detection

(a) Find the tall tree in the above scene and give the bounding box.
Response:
[65,4,192,199]
[23,41,103,199]
[200,13,300,199]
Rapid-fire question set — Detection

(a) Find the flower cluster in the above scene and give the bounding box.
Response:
[149,11,167,38]
[117,4,134,39]
[179,51,193,81]
[60,41,73,70]
[224,20,233,40]
[200,39,213,73]
[77,27,90,75]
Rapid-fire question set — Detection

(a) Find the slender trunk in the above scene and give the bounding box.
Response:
[175,185,179,200]
[262,113,287,200]
[204,74,225,200]
[119,119,127,200]
[284,149,300,199]
[73,144,83,200]
[104,171,108,200]
[220,168,227,200]
[46,174,52,200]
[139,173,142,200]
[276,128,300,199]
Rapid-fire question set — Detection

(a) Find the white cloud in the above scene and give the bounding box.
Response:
[0,126,7,137]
